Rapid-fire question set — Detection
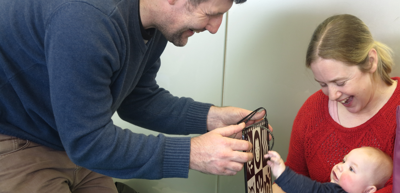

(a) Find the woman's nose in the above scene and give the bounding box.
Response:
[328,86,341,101]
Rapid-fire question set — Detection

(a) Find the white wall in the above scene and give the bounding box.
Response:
[114,1,400,193]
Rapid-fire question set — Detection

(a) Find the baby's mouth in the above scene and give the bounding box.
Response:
[332,171,339,183]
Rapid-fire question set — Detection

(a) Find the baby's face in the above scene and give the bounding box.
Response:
[330,148,375,193]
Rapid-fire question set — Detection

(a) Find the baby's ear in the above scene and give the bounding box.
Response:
[363,186,377,193]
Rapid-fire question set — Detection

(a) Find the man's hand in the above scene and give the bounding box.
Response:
[189,123,253,175]
[264,151,286,179]
[207,106,265,130]
[207,106,273,139]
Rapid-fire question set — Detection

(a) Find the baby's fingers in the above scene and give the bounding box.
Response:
[264,151,281,163]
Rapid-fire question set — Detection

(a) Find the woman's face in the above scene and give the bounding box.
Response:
[310,58,376,114]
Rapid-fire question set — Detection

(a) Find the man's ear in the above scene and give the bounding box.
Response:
[363,185,377,193]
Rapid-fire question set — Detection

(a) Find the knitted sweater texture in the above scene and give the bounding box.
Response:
[285,77,400,193]
[0,0,212,179]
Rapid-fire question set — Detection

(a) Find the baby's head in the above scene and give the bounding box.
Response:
[330,147,393,193]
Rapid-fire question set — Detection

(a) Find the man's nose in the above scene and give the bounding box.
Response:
[206,15,223,34]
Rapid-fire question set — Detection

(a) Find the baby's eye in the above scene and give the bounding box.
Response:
[349,167,355,173]
[319,83,327,87]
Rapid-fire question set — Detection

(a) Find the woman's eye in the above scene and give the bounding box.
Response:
[336,82,345,86]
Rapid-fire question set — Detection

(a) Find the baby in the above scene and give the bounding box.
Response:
[265,147,393,193]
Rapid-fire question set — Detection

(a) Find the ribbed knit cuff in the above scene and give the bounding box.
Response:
[185,102,213,134]
[163,136,191,178]
[274,167,291,185]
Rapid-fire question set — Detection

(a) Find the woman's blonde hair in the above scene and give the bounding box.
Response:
[306,14,394,85]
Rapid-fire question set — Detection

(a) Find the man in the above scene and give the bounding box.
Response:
[0,0,264,192]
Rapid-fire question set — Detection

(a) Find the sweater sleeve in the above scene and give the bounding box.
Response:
[45,2,198,179]
[117,58,212,135]
[275,167,347,193]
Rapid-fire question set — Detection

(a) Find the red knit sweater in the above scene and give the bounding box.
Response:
[285,77,400,193]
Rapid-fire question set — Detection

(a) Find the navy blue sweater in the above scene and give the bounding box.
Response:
[275,167,347,193]
[0,0,212,179]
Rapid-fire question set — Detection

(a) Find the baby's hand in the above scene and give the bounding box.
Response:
[264,151,286,179]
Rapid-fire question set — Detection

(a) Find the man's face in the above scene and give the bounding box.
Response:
[158,0,233,46]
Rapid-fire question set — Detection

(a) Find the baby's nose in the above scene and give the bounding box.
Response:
[337,163,343,171]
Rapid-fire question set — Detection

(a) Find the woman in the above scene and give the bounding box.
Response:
[275,14,398,193]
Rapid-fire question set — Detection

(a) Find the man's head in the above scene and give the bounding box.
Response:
[153,0,245,46]
[330,147,393,193]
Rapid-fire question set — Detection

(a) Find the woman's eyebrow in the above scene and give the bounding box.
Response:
[314,78,346,83]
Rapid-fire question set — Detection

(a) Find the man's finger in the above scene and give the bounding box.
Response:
[214,123,245,137]
[230,150,253,163]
